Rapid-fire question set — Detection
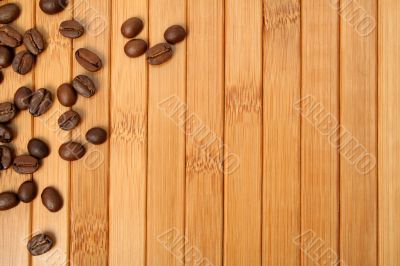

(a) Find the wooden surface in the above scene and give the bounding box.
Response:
[0,0,399,265]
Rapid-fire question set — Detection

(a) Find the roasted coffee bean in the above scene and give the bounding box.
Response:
[0,45,14,68]
[86,127,107,145]
[124,39,147,58]
[29,88,53,116]
[18,180,37,203]
[27,234,53,256]
[59,19,84,39]
[0,125,12,143]
[39,0,68,15]
[0,25,23,48]
[0,3,20,24]
[41,187,63,212]
[0,102,17,123]
[58,110,80,131]
[57,83,77,107]
[13,155,39,174]
[146,43,173,65]
[12,50,35,75]
[72,75,96,97]
[121,17,143,38]
[23,28,45,55]
[0,71,3,84]
[0,145,13,170]
[59,141,85,161]
[164,25,186,44]
[0,192,19,211]
[28,138,50,159]
[75,48,102,72]
[14,86,33,110]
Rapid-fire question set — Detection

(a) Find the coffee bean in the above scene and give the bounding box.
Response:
[124,39,147,58]
[72,75,96,98]
[12,50,35,75]
[0,45,14,68]
[29,88,53,116]
[57,83,77,107]
[75,48,102,72]
[39,0,68,15]
[27,234,53,256]
[28,138,50,159]
[0,102,17,123]
[121,17,143,38]
[59,19,84,39]
[0,3,20,24]
[13,155,39,174]
[41,187,63,212]
[23,28,45,55]
[0,71,3,84]
[0,25,22,48]
[58,110,80,131]
[0,124,13,143]
[14,86,33,110]
[0,192,19,211]
[59,141,85,161]
[86,127,107,145]
[146,43,173,65]
[18,180,37,203]
[164,25,186,44]
[0,145,13,170]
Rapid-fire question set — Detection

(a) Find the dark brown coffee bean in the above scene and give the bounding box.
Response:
[39,0,68,15]
[57,83,77,107]
[124,39,147,58]
[13,155,39,174]
[0,25,22,48]
[41,187,63,212]
[72,75,96,97]
[27,234,53,256]
[75,48,102,72]
[0,124,12,143]
[0,71,3,84]
[0,145,13,170]
[58,110,80,131]
[146,43,173,65]
[29,88,53,116]
[0,3,20,24]
[14,86,33,110]
[164,25,186,44]
[59,141,85,161]
[59,19,84,39]
[28,138,50,159]
[86,127,107,145]
[121,17,143,38]
[0,192,19,211]
[12,50,35,75]
[0,45,14,68]
[18,180,37,203]
[0,102,17,123]
[23,28,45,55]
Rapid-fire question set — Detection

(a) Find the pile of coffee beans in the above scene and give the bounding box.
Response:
[121,17,187,65]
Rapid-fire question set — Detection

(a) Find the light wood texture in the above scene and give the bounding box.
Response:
[379,0,400,264]
[301,1,339,265]
[224,0,263,265]
[0,1,33,265]
[263,0,301,265]
[340,0,378,265]
[109,0,147,265]
[146,0,186,265]
[70,0,111,264]
[185,0,224,265]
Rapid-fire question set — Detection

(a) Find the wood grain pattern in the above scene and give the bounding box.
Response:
[109,0,148,265]
[224,0,263,265]
[378,0,400,264]
[262,0,301,265]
